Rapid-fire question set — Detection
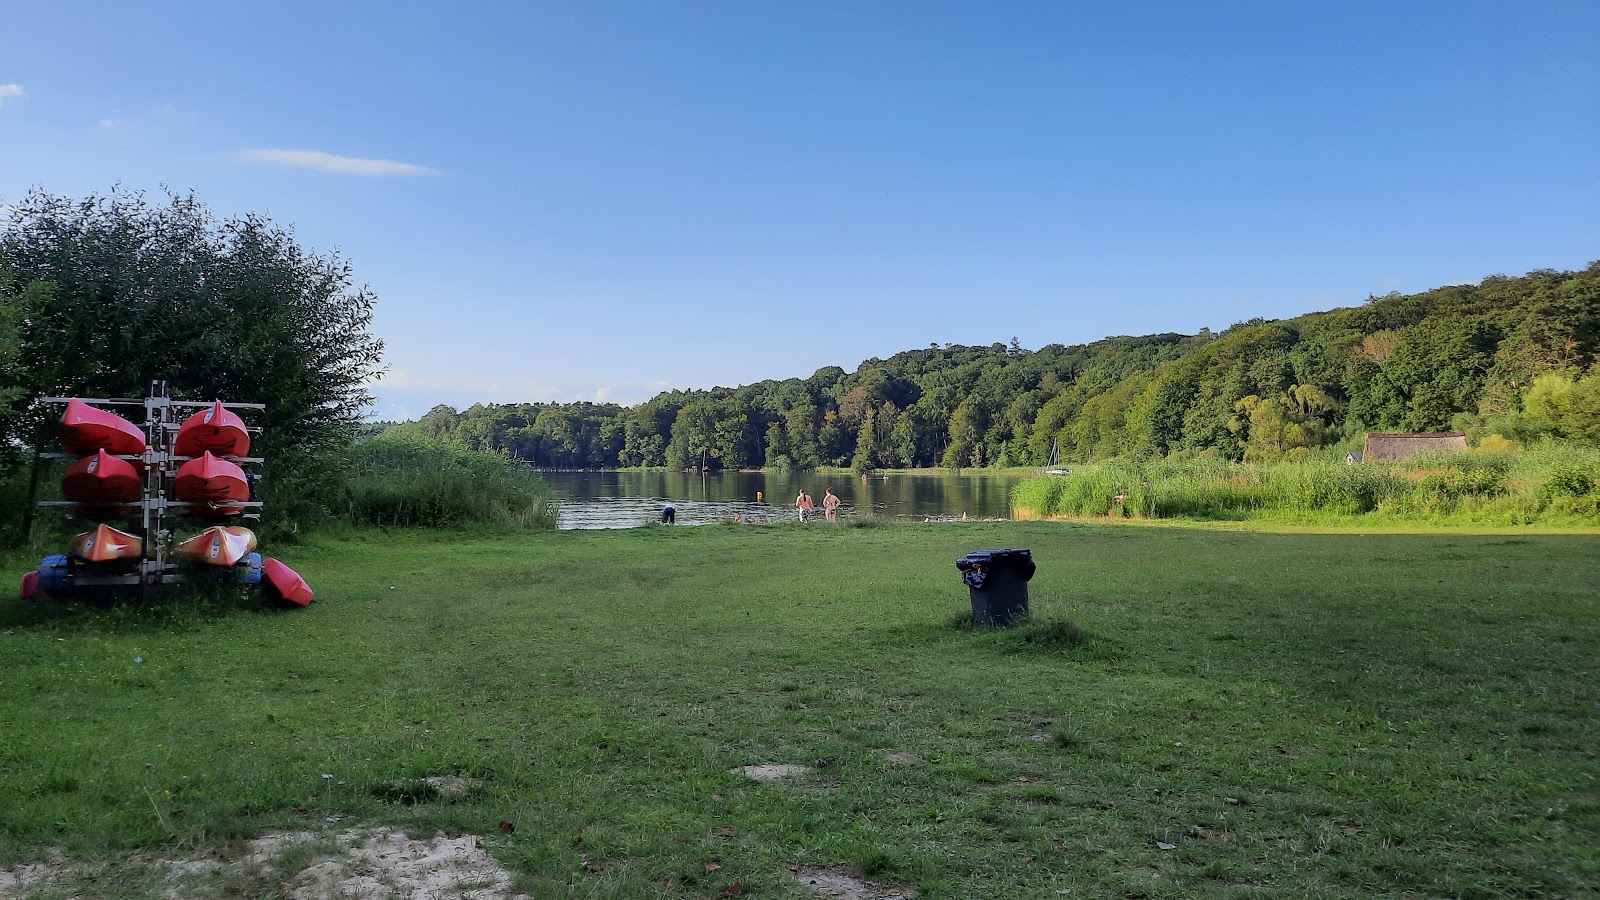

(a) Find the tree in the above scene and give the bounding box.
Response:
[0,188,385,525]
[1522,369,1600,444]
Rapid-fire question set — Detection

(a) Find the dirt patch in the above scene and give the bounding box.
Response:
[732,764,813,781]
[791,865,917,899]
[423,775,476,798]
[0,827,528,900]
[884,752,925,765]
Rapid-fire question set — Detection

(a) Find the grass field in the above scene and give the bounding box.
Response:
[2,521,1597,898]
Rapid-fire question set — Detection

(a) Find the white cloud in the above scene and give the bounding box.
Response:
[98,118,119,129]
[234,148,440,177]
[0,84,26,107]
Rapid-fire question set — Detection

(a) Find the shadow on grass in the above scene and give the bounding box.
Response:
[936,606,1125,661]
[0,584,290,632]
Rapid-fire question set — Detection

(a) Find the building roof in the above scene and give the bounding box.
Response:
[1362,432,1468,461]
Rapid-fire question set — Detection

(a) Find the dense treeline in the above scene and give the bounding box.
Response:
[393,264,1600,469]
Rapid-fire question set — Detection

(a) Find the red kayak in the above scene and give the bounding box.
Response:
[60,398,146,456]
[175,401,251,458]
[263,558,313,606]
[68,523,144,563]
[173,451,249,515]
[174,525,256,566]
[62,450,143,504]
[19,570,39,600]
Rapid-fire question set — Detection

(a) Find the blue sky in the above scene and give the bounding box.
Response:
[2,1,1596,420]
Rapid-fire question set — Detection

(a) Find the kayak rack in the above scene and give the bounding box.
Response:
[32,380,267,596]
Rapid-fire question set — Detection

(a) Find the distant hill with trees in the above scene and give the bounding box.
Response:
[395,263,1599,470]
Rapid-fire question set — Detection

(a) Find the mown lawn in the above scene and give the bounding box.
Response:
[1,522,1597,898]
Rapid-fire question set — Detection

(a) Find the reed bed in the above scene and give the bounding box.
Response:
[338,436,557,528]
[1013,447,1600,525]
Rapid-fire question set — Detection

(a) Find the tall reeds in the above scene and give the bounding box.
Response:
[1012,447,1600,525]
[339,436,557,528]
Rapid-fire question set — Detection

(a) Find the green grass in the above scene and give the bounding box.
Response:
[2,522,1597,898]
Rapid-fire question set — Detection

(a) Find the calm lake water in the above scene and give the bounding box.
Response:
[539,471,1028,529]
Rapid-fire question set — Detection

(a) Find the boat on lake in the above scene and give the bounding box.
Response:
[68,523,144,563]
[1043,439,1071,476]
[174,525,257,566]
[175,401,251,458]
[173,451,249,515]
[60,399,146,456]
[62,449,143,505]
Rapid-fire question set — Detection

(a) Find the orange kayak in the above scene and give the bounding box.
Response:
[62,450,143,504]
[173,452,249,515]
[263,558,313,606]
[175,401,251,458]
[174,526,257,566]
[60,399,146,456]
[68,523,144,563]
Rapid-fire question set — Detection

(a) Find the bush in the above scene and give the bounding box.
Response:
[338,436,556,528]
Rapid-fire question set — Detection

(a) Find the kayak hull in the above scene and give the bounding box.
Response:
[60,399,147,456]
[175,526,257,566]
[175,401,251,458]
[69,523,144,563]
[19,570,39,599]
[263,557,313,606]
[173,452,249,516]
[62,450,143,504]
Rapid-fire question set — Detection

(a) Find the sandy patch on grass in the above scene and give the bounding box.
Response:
[791,865,917,898]
[0,828,527,900]
[733,763,813,781]
[423,775,475,798]
[884,752,925,765]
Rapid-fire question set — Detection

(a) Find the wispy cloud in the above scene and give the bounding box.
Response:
[0,84,26,107]
[234,148,440,177]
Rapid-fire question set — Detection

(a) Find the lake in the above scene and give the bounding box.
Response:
[539,470,1029,529]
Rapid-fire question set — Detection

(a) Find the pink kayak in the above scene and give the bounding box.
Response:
[173,451,249,515]
[60,399,146,456]
[175,401,251,458]
[263,558,313,606]
[62,449,143,504]
[19,570,39,600]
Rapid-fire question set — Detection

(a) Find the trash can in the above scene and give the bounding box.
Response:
[956,548,1036,626]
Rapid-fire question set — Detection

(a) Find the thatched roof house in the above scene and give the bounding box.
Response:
[1362,432,1468,461]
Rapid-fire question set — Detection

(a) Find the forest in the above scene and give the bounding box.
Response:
[389,264,1600,470]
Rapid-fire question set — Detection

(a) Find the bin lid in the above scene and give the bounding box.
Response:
[956,548,1031,569]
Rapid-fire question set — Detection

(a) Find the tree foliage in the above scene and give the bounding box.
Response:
[0,188,385,524]
[393,264,1599,470]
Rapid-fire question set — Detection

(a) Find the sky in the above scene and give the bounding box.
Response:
[1,1,1596,421]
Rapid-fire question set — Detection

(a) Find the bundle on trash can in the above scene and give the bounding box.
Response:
[956,548,1036,626]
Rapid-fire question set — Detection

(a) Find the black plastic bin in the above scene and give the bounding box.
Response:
[956,548,1036,626]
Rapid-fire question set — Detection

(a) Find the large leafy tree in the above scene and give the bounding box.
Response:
[0,188,385,524]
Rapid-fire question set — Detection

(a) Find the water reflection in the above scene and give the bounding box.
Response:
[540,471,1025,529]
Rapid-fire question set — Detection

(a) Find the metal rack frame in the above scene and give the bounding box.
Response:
[36,380,266,593]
